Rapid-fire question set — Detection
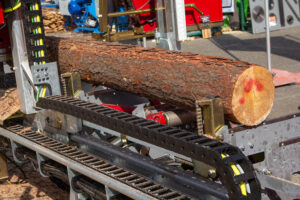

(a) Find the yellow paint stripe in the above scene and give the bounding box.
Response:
[74,90,83,97]
[35,3,39,10]
[42,86,47,97]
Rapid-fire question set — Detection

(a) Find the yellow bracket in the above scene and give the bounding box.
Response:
[196,97,225,138]
[61,72,82,97]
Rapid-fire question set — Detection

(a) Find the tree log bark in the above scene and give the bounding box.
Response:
[46,36,274,126]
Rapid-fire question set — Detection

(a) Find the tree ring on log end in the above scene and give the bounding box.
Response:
[232,66,275,126]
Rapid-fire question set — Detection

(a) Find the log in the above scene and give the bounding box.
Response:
[46,36,275,126]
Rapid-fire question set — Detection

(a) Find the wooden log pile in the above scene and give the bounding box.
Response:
[42,8,65,33]
[46,36,275,126]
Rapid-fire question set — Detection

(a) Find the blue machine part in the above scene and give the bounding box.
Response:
[41,0,59,8]
[68,0,130,33]
[68,0,100,33]
[115,7,129,32]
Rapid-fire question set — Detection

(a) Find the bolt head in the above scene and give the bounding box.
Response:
[208,169,216,178]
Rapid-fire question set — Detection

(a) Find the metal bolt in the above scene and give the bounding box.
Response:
[208,169,216,179]
[239,146,245,151]
[249,143,254,149]
[216,133,224,141]
[56,118,63,129]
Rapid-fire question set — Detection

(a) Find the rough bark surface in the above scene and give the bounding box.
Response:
[46,36,274,126]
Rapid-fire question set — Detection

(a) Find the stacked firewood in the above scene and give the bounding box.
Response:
[42,8,65,33]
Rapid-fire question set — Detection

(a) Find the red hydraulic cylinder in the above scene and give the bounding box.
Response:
[0,2,4,24]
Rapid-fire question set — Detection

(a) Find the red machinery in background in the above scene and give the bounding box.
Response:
[131,0,223,32]
[0,2,11,56]
[184,0,223,25]
[0,2,4,24]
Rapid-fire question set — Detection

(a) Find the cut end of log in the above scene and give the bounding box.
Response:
[232,66,275,126]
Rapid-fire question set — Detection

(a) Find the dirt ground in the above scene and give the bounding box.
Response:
[0,156,69,200]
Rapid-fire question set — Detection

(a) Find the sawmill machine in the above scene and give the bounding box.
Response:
[59,0,223,42]
[0,0,299,200]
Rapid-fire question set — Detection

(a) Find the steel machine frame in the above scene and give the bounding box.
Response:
[0,0,299,200]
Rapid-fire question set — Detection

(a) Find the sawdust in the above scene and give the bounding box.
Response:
[20,127,32,134]
[0,159,69,200]
[0,88,20,125]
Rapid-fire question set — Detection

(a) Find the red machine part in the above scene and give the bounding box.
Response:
[130,0,157,32]
[0,2,11,55]
[101,103,167,124]
[0,26,11,54]
[130,0,223,32]
[185,0,223,25]
[100,104,136,114]
[0,2,4,25]
[146,111,167,124]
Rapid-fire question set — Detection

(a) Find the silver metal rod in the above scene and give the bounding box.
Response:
[142,37,147,47]
[82,120,192,161]
[265,0,272,72]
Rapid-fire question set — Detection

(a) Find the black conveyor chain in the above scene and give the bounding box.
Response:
[37,96,262,200]
[7,124,193,200]
[22,0,48,65]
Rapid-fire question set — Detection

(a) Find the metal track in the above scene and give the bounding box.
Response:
[22,0,48,65]
[69,134,228,200]
[37,95,262,200]
[6,124,193,200]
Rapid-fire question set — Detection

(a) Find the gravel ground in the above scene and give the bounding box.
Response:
[0,155,69,200]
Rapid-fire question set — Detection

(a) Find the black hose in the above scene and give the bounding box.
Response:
[16,147,107,200]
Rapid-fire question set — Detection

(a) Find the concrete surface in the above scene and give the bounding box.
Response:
[147,27,300,119]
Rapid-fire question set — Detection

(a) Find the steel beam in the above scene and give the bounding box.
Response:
[7,5,36,114]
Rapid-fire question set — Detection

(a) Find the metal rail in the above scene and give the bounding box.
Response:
[2,124,202,200]
[69,134,228,199]
[37,95,262,200]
